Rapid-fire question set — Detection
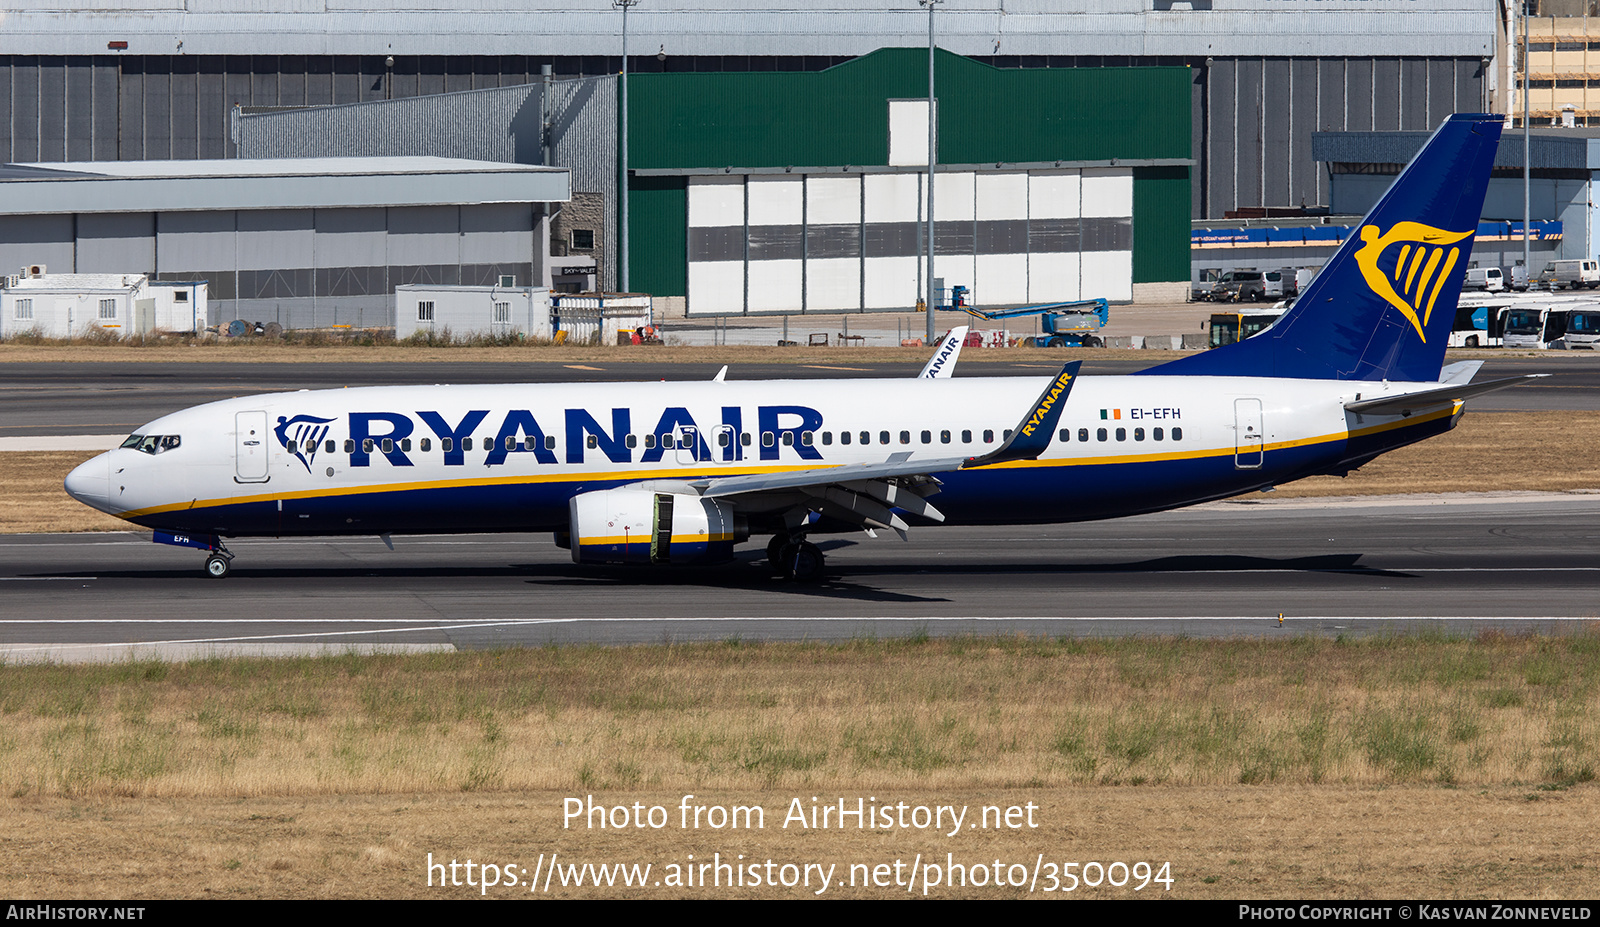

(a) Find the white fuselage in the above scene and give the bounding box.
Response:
[65,373,1457,541]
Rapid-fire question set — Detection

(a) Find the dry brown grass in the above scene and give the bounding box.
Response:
[1,451,137,534]
[11,411,1600,535]
[4,635,1597,801]
[6,785,1598,898]
[4,636,1600,897]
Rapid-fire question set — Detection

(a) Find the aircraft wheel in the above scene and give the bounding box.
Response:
[780,542,825,582]
[766,533,791,567]
[205,554,232,579]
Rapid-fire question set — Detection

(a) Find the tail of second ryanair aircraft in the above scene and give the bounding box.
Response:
[1147,113,1504,382]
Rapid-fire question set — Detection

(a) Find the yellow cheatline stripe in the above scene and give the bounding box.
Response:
[118,406,1459,519]
[580,534,734,546]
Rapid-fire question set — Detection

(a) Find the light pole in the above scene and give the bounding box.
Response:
[921,0,941,344]
[616,0,639,294]
[1522,0,1530,287]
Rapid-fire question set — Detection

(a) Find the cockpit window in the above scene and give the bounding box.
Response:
[121,434,181,455]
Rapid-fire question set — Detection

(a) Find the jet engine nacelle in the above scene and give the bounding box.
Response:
[568,488,745,565]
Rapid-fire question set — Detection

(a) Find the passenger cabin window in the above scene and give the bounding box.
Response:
[879,431,890,445]
[1097,428,1108,442]
[941,430,951,444]
[463,438,474,451]
[983,430,994,443]
[782,432,794,446]
[420,438,431,452]
[344,439,355,453]
[1133,428,1144,442]
[1059,429,1070,442]
[1172,427,1183,441]
[442,438,454,452]
[899,431,910,444]
[326,440,337,453]
[762,432,775,447]
[821,432,833,445]
[1078,428,1089,442]
[860,431,870,445]
[644,434,656,449]
[840,431,851,445]
[1153,428,1163,441]
[1116,428,1127,441]
[588,435,600,449]
[962,430,972,443]
[625,434,638,449]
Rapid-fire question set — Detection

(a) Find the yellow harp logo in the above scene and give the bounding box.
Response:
[1354,222,1474,342]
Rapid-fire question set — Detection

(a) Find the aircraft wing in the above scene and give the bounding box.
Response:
[1344,374,1548,417]
[685,362,1081,538]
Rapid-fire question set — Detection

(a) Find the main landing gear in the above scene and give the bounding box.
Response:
[767,532,825,582]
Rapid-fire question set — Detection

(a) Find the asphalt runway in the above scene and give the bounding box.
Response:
[3,494,1597,660]
[1,353,1596,437]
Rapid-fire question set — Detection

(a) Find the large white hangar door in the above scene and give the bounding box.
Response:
[688,176,745,316]
[685,168,1133,315]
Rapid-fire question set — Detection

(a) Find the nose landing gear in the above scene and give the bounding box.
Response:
[204,550,234,578]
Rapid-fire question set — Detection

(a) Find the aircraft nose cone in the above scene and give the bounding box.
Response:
[64,453,113,513]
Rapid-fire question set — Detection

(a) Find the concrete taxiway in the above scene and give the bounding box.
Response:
[2,493,1596,661]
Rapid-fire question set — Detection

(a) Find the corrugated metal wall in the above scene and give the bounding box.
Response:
[1198,56,1487,217]
[230,76,619,291]
[3,51,1485,225]
[629,50,1190,169]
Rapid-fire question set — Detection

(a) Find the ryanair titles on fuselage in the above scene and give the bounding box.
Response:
[278,404,829,472]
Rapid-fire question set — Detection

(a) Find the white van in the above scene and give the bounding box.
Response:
[1464,266,1504,291]
[1536,259,1600,290]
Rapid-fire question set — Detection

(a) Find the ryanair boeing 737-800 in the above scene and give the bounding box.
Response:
[65,113,1542,581]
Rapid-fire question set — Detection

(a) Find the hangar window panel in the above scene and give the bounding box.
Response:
[1029,171,1080,221]
[15,299,33,320]
[887,99,935,167]
[417,301,435,322]
[747,177,803,226]
[1028,252,1080,303]
[806,175,861,225]
[688,176,746,228]
[747,260,802,312]
[98,299,116,320]
[1081,250,1133,303]
[864,173,922,224]
[747,226,803,262]
[933,172,976,222]
[1080,169,1133,219]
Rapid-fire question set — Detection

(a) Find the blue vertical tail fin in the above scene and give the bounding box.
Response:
[1144,113,1504,382]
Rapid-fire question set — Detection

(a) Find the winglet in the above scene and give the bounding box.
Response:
[919,326,969,378]
[963,361,1081,468]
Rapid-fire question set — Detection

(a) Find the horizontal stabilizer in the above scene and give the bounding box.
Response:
[1344,374,1548,417]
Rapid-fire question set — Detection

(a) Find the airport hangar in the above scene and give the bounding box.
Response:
[3,50,1194,324]
[0,159,571,332]
[0,1,1500,316]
